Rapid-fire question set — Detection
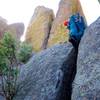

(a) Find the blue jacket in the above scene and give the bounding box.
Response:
[68,14,86,40]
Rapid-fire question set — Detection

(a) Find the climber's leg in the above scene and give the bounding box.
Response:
[69,36,80,49]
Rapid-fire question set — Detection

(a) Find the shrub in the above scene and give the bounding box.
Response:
[17,42,33,63]
[0,32,19,100]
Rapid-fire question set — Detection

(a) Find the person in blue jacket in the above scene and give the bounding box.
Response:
[64,13,86,49]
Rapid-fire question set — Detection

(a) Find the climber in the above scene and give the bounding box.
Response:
[64,13,86,49]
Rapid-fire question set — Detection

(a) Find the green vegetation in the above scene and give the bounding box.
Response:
[0,32,33,100]
[17,42,33,63]
[0,32,19,100]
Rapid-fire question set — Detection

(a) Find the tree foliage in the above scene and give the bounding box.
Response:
[17,42,33,63]
[0,32,19,100]
[0,32,33,100]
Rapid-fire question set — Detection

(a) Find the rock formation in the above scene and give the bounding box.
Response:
[72,17,100,100]
[25,6,54,51]
[0,17,7,38]
[13,17,100,100]
[48,0,85,47]
[5,23,25,40]
[25,0,86,51]
[0,96,4,100]
[0,17,100,100]
[55,47,78,100]
[0,16,24,41]
[0,0,100,100]
[13,43,78,100]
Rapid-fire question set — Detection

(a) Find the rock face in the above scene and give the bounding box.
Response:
[0,17,7,38]
[48,0,85,47]
[0,96,4,100]
[25,6,54,51]
[72,17,100,100]
[0,16,24,41]
[55,47,78,100]
[25,0,86,50]
[5,23,25,40]
[14,43,78,100]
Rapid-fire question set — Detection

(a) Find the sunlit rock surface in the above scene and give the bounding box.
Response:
[48,0,85,47]
[25,6,54,51]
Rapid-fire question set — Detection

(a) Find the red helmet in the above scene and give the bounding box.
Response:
[64,20,69,26]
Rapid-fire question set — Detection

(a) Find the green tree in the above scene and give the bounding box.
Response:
[0,32,19,100]
[17,42,33,63]
[0,32,33,100]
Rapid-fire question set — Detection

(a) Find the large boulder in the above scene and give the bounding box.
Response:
[0,17,7,38]
[0,77,5,100]
[25,6,54,51]
[0,16,24,41]
[48,0,85,47]
[13,43,78,100]
[72,17,100,100]
[5,23,25,40]
[0,96,4,100]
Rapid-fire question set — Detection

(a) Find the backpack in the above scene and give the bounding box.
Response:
[74,13,86,32]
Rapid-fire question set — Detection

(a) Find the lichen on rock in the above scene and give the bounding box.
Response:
[25,6,54,52]
[48,0,85,47]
